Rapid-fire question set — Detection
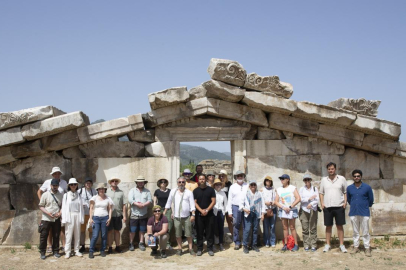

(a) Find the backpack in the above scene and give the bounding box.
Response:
[286,235,295,250]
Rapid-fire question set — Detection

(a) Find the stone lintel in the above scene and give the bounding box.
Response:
[241,91,297,115]
[0,127,25,147]
[350,114,401,140]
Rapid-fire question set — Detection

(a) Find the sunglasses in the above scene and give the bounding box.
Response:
[303,179,312,182]
[111,180,119,183]
[183,173,192,176]
[178,181,185,184]
[69,184,78,186]
[250,184,257,186]
[154,210,161,213]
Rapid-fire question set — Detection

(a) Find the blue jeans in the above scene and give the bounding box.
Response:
[263,208,277,246]
[243,212,259,247]
[90,215,108,253]
[215,210,225,244]
[232,205,244,245]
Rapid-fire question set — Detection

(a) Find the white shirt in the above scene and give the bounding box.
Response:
[261,187,276,210]
[90,195,114,217]
[239,191,266,218]
[276,185,297,209]
[40,179,68,194]
[226,182,248,213]
[165,188,196,218]
[214,190,228,216]
[319,175,347,208]
[299,185,319,213]
[79,187,97,215]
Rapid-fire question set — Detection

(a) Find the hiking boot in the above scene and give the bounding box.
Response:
[115,246,123,253]
[219,244,225,251]
[365,248,372,257]
[129,243,135,251]
[281,244,287,252]
[161,250,167,258]
[350,246,360,254]
[291,245,299,252]
[189,249,196,256]
[40,253,46,260]
[89,252,94,259]
[100,251,106,257]
[150,249,158,256]
[196,250,202,256]
[340,245,347,253]
[176,249,182,256]
[53,252,61,258]
[243,246,249,254]
[108,247,113,254]
[253,246,260,252]
[79,245,85,253]
[323,244,331,252]
[139,242,146,251]
[208,250,214,256]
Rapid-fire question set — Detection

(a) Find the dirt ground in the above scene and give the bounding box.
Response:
[1,242,405,270]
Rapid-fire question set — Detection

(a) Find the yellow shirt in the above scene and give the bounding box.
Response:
[185,181,198,192]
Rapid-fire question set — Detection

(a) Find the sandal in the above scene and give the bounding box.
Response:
[47,246,52,253]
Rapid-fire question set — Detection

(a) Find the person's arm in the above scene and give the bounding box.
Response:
[106,201,113,226]
[342,178,348,208]
[346,187,352,206]
[147,225,153,235]
[163,190,173,215]
[89,200,95,224]
[343,193,347,209]
[310,187,319,208]
[274,192,289,213]
[189,192,196,222]
[206,189,216,212]
[226,186,233,216]
[37,189,44,200]
[368,186,374,207]
[122,203,127,223]
[194,199,204,215]
[153,196,158,206]
[159,223,169,235]
[223,192,228,212]
[39,194,53,218]
[143,191,152,207]
[319,180,325,209]
[299,188,308,204]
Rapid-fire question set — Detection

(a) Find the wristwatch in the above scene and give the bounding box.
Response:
[289,206,292,209]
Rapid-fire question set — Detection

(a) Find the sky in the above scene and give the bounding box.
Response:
[1,1,405,152]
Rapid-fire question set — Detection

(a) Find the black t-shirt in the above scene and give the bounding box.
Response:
[154,188,171,208]
[193,186,216,216]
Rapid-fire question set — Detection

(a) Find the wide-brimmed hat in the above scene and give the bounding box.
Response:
[68,178,79,185]
[213,178,224,188]
[206,170,215,176]
[183,169,192,175]
[157,178,169,187]
[96,183,107,191]
[134,175,148,183]
[303,173,312,180]
[233,170,246,180]
[108,177,121,185]
[219,169,227,175]
[50,167,63,175]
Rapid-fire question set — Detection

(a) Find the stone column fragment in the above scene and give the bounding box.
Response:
[244,73,293,99]
[207,58,247,87]
[148,87,189,110]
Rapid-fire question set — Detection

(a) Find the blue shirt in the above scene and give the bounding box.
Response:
[347,182,374,217]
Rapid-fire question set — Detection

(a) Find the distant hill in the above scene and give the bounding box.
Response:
[180,144,230,165]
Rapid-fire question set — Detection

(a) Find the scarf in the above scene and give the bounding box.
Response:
[246,189,262,218]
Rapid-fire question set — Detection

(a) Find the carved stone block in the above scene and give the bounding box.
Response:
[244,73,293,99]
[79,138,145,158]
[41,129,81,151]
[257,127,285,140]
[148,86,190,110]
[202,79,245,103]
[350,114,401,140]
[127,129,155,143]
[207,58,246,87]
[241,92,297,114]
[0,147,16,165]
[0,127,25,147]
[62,146,85,159]
[11,140,45,159]
[328,98,381,117]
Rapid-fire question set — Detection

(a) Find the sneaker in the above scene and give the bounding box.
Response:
[304,246,309,252]
[115,246,123,253]
[281,244,287,252]
[53,252,61,258]
[340,245,347,253]
[365,248,372,257]
[65,253,70,259]
[139,242,146,251]
[208,250,214,256]
[265,245,270,248]
[75,251,83,257]
[323,244,331,252]
[100,251,106,257]
[291,245,299,252]
[243,246,249,254]
[79,245,85,253]
[234,245,240,250]
[189,249,196,256]
[150,249,158,256]
[271,245,276,248]
[176,249,182,256]
[129,243,135,251]
[311,247,317,252]
[89,252,94,259]
[253,246,260,252]
[161,250,167,258]
[166,245,173,250]
[40,253,46,260]
[108,247,113,254]
[219,244,225,251]
[196,250,202,256]
[350,246,360,254]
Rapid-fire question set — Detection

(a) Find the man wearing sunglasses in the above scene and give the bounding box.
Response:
[347,170,374,257]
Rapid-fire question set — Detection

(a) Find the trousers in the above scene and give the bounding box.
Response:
[350,215,370,248]
[65,212,81,253]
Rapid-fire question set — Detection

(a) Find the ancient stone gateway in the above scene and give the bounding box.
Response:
[0,58,405,245]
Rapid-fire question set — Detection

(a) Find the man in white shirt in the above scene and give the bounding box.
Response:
[164,176,196,256]
[226,170,248,250]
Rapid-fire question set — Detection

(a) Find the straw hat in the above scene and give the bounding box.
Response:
[50,167,63,175]
[108,177,121,185]
[134,175,148,183]
[213,178,224,189]
[95,183,107,191]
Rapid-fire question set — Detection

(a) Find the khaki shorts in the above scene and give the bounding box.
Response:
[174,216,192,238]
[80,215,92,233]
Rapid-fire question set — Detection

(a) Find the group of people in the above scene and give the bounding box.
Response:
[38,162,374,260]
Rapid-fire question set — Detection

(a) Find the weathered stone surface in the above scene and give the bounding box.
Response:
[365,179,406,203]
[269,112,319,137]
[3,210,42,245]
[21,111,89,140]
[10,184,40,210]
[0,106,65,131]
[328,98,381,117]
[0,165,16,184]
[41,129,80,151]
[202,80,245,103]
[0,210,15,243]
[0,127,25,147]
[0,147,16,165]
[207,58,246,87]
[148,86,190,110]
[361,134,398,155]
[189,85,207,101]
[155,117,252,142]
[62,146,84,159]
[77,114,144,142]
[79,138,145,158]
[317,124,364,147]
[12,152,72,184]
[241,92,297,114]
[145,142,179,157]
[257,127,285,140]
[379,154,394,179]
[243,125,258,140]
[71,158,98,183]
[340,148,380,180]
[350,114,401,139]
[393,157,406,179]
[127,129,155,143]
[294,102,357,126]
[371,203,406,235]
[10,140,45,159]
[0,185,11,211]
[244,73,293,99]
[395,141,406,158]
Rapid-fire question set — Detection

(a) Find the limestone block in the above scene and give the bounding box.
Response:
[145,142,179,157]
[77,114,144,142]
[10,140,45,159]
[350,114,401,140]
[10,184,40,210]
[207,58,246,87]
[79,138,145,158]
[295,102,357,126]
[327,98,381,117]
[0,210,15,243]
[62,146,85,159]
[361,134,398,155]
[0,165,16,184]
[189,85,207,101]
[243,125,258,140]
[242,92,297,114]
[0,147,16,165]
[268,113,319,137]
[395,141,406,158]
[0,185,11,211]
[127,129,155,143]
[321,155,341,177]
[41,129,81,151]
[393,157,406,179]
[12,152,72,184]
[3,210,42,245]
[0,127,25,147]
[371,203,406,235]
[317,124,364,147]
[364,179,406,203]
[340,148,379,180]
[148,86,190,110]
[202,79,245,103]
[0,106,65,131]
[71,158,99,183]
[207,98,268,127]
[244,73,293,99]
[379,154,394,179]
[257,127,285,140]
